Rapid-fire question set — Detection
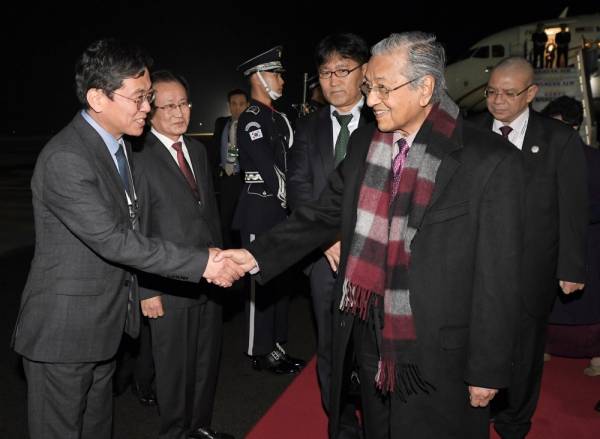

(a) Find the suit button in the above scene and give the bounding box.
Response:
[340,320,346,328]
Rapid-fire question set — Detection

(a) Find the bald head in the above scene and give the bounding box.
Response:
[485,57,538,124]
[492,57,535,84]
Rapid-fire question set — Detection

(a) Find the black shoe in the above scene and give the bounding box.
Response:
[188,426,234,439]
[275,343,306,369]
[251,350,300,374]
[131,383,157,407]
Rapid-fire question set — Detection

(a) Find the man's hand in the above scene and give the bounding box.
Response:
[468,386,498,408]
[214,248,258,274]
[141,296,164,319]
[203,248,246,287]
[323,241,341,272]
[559,280,584,295]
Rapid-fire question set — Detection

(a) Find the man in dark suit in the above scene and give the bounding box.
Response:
[233,46,304,374]
[472,57,587,439]
[287,33,371,417]
[134,70,233,439]
[218,32,524,438]
[11,39,243,439]
[213,89,249,249]
[555,24,571,68]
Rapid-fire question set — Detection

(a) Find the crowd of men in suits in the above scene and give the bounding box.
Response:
[11,29,590,439]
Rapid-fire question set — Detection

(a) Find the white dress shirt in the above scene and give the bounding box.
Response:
[330,97,365,152]
[492,108,530,150]
[151,128,196,178]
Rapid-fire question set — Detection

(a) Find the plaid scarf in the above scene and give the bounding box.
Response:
[340,96,459,394]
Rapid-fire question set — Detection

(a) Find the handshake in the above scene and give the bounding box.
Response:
[202,240,342,288]
[202,248,258,288]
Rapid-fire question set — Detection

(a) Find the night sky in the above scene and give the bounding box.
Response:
[1,1,597,135]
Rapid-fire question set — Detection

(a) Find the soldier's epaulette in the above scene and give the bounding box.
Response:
[246,105,260,115]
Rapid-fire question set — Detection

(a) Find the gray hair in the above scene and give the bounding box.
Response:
[371,32,447,103]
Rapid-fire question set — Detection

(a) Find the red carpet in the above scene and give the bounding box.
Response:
[247,356,600,438]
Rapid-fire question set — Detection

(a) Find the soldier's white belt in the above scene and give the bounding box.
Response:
[244,171,264,183]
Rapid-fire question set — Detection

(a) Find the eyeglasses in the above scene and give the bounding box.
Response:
[154,102,193,113]
[484,84,533,100]
[112,90,156,109]
[360,77,420,100]
[318,64,362,79]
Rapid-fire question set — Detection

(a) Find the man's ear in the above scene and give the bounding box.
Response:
[526,84,539,104]
[87,88,107,113]
[419,75,435,107]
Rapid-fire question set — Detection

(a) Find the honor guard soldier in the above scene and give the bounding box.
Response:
[233,46,306,374]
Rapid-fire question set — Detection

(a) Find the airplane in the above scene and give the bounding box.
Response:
[445,8,600,115]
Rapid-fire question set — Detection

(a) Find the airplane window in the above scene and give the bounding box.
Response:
[492,45,505,58]
[472,46,490,58]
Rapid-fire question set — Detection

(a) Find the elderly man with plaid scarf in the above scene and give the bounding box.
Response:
[217,32,524,439]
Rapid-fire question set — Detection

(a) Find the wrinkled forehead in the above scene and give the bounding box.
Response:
[365,52,406,82]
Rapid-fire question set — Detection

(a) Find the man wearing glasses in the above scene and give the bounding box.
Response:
[217,32,524,438]
[473,57,588,439]
[11,40,243,439]
[133,70,233,439]
[287,33,371,430]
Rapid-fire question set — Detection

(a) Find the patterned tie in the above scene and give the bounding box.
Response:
[392,138,410,199]
[115,142,131,195]
[115,141,138,338]
[333,111,353,166]
[171,141,200,200]
[499,125,513,139]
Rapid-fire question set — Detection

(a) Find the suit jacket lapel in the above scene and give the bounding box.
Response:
[147,133,198,201]
[358,105,374,127]
[422,120,463,212]
[520,111,545,177]
[72,114,129,214]
[184,136,221,241]
[185,136,206,206]
[317,107,334,173]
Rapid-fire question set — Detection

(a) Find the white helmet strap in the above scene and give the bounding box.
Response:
[256,71,282,101]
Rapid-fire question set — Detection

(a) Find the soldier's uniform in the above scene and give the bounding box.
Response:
[233,99,290,234]
[233,47,303,372]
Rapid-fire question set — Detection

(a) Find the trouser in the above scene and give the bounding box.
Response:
[309,257,337,412]
[557,47,568,67]
[494,310,547,439]
[149,300,222,439]
[532,49,544,69]
[23,357,115,439]
[242,230,290,356]
[113,318,154,395]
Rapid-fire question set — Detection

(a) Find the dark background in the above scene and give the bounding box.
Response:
[0,2,597,135]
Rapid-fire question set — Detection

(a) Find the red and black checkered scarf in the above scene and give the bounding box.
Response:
[340,96,459,394]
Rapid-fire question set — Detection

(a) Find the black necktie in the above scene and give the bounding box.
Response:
[115,142,131,195]
[115,142,139,338]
